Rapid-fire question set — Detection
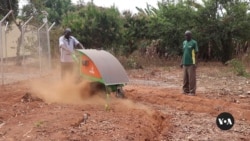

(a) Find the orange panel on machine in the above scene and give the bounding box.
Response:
[81,55,102,79]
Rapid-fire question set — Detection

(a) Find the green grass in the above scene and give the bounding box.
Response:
[226,59,250,78]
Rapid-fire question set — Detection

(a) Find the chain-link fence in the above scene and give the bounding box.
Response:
[0,11,54,85]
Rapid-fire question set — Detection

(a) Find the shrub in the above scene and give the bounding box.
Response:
[226,59,250,77]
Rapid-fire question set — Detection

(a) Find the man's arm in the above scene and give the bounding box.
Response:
[194,41,199,67]
[72,36,85,49]
[76,43,85,49]
[195,52,198,65]
[180,41,184,68]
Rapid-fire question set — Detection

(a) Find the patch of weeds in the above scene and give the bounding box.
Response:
[126,57,142,69]
[127,57,136,68]
[226,59,250,78]
[34,121,44,128]
[163,66,171,72]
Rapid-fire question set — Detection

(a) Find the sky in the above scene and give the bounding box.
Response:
[74,0,159,13]
[19,0,159,13]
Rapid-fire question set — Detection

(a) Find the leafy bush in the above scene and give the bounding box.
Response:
[226,59,250,77]
[126,57,137,69]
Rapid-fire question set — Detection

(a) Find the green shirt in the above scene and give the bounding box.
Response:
[182,39,198,65]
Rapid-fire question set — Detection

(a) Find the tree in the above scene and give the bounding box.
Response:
[121,10,151,56]
[0,0,18,19]
[134,0,250,62]
[44,0,74,24]
[62,2,123,50]
[140,1,197,57]
[23,0,74,24]
[191,0,250,63]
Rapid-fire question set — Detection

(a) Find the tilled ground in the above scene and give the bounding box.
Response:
[0,63,250,141]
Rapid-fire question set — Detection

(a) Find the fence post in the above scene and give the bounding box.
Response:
[0,22,2,85]
[0,10,13,85]
[37,22,47,75]
[21,16,33,63]
[4,22,9,64]
[48,22,55,70]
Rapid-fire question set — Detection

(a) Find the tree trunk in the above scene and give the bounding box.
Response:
[243,41,249,53]
[221,32,233,64]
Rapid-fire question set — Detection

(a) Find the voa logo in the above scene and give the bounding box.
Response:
[218,118,233,125]
[216,112,234,130]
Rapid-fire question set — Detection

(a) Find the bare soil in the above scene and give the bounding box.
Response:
[0,62,250,141]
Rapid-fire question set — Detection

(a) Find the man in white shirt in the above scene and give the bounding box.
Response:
[59,28,84,78]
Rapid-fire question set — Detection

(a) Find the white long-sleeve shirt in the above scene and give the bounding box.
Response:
[59,35,80,62]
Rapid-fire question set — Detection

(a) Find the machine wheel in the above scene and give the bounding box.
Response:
[116,86,125,98]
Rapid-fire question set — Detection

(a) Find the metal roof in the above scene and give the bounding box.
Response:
[77,49,129,86]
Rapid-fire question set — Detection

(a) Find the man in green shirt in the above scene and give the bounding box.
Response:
[181,30,198,95]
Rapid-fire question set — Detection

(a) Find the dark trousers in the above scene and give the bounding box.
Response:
[183,65,196,94]
[61,62,74,79]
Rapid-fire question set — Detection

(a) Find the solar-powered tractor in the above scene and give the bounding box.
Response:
[72,49,129,98]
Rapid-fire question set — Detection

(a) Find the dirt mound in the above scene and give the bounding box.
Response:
[21,92,43,103]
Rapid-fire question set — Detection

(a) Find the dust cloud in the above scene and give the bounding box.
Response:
[111,99,154,115]
[29,73,153,114]
[29,66,153,114]
[29,73,106,105]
